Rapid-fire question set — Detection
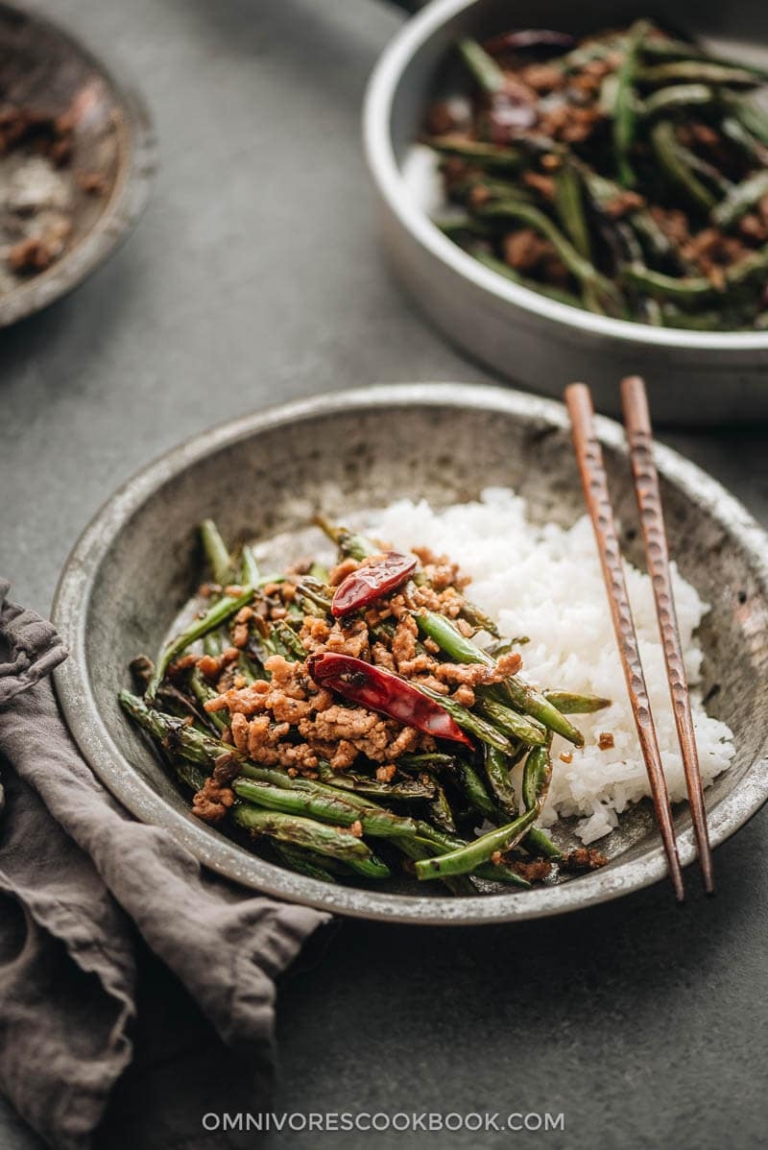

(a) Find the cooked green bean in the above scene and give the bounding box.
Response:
[476,200,621,310]
[455,757,498,822]
[483,745,520,817]
[241,544,260,586]
[526,828,563,860]
[426,772,458,834]
[650,120,717,212]
[423,134,523,170]
[398,752,457,769]
[719,116,768,166]
[642,83,715,118]
[469,247,584,308]
[543,690,611,714]
[415,681,515,754]
[145,587,255,701]
[272,619,309,661]
[200,518,234,587]
[637,62,763,88]
[554,163,606,312]
[232,806,391,879]
[521,744,553,811]
[314,514,377,560]
[473,861,531,888]
[189,668,229,733]
[642,36,768,84]
[726,244,768,287]
[614,21,650,187]
[622,264,717,302]
[458,37,505,95]
[233,778,426,843]
[271,842,338,883]
[315,760,435,801]
[415,808,538,880]
[457,598,501,638]
[727,95,768,146]
[475,693,548,746]
[415,610,585,746]
[554,164,592,259]
[713,171,768,228]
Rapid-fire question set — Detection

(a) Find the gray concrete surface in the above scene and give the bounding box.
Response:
[1,1,767,1147]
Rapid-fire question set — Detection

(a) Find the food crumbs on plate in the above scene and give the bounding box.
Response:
[76,171,108,196]
[598,732,615,750]
[560,848,609,872]
[376,764,397,782]
[349,820,363,838]
[560,750,573,764]
[513,860,554,882]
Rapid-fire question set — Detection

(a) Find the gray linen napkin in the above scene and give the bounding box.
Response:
[0,579,329,1150]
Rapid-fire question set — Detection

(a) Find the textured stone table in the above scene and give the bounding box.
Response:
[1,1,767,1147]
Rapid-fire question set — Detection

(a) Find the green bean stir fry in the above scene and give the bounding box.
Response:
[423,21,768,329]
[121,519,609,894]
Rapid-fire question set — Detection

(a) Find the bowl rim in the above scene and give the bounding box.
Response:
[51,382,768,924]
[0,0,156,327]
[362,0,768,354]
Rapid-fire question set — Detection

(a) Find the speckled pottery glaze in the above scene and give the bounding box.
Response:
[52,384,768,924]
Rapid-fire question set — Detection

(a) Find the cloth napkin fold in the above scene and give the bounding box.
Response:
[0,579,330,1150]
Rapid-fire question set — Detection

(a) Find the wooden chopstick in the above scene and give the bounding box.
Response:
[621,375,714,895]
[565,383,685,903]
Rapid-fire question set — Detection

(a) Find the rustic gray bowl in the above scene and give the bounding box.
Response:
[52,384,768,924]
[363,0,768,423]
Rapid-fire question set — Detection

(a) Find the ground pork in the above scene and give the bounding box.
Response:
[328,557,359,586]
[560,847,608,872]
[192,777,235,824]
[511,859,554,882]
[324,619,370,659]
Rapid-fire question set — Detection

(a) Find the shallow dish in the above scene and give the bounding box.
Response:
[0,2,154,326]
[364,0,768,423]
[52,384,768,923]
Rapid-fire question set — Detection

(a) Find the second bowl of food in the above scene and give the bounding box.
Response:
[364,0,768,422]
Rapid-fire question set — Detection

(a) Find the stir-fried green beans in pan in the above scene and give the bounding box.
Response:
[120,519,609,895]
[423,20,768,329]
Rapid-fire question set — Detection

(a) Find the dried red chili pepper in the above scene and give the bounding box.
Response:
[307,652,473,747]
[331,551,418,617]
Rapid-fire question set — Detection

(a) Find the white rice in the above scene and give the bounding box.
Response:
[366,489,735,844]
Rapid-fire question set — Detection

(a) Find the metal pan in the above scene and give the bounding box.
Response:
[51,383,768,924]
[363,0,768,423]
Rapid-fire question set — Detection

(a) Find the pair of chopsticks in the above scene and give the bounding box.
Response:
[565,377,712,902]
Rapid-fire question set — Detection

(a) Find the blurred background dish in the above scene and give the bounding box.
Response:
[0,1,154,327]
[364,0,768,422]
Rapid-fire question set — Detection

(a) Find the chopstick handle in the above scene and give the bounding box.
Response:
[565,383,684,902]
[621,376,713,893]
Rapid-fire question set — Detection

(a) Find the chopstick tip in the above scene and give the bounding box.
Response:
[620,373,646,394]
[670,860,686,904]
[564,381,590,404]
[620,375,651,431]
